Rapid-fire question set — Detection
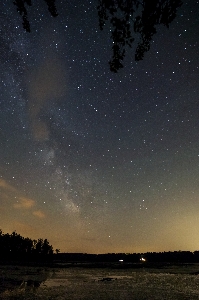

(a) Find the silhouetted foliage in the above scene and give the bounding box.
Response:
[53,251,199,265]
[36,238,53,255]
[98,0,183,72]
[13,0,58,32]
[13,0,183,72]
[0,229,53,260]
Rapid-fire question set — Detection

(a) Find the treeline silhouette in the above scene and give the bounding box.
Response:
[1,229,199,265]
[0,230,53,261]
[54,251,199,265]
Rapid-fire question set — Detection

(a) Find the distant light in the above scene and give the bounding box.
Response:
[140,257,146,262]
[119,259,123,262]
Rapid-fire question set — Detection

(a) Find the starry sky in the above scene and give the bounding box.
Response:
[0,0,199,254]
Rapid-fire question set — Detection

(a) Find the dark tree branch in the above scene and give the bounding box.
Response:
[13,0,32,32]
[13,0,58,32]
[98,0,183,72]
[13,0,183,72]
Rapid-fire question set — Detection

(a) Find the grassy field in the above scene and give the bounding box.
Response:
[1,263,199,299]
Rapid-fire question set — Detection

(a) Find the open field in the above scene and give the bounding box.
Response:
[1,264,199,299]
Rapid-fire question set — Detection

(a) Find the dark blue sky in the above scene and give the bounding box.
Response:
[0,0,199,253]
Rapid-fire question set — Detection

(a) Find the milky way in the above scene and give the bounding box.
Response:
[0,0,199,253]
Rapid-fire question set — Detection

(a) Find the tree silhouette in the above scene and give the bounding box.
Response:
[13,0,58,32]
[0,229,54,259]
[13,0,183,72]
[98,0,183,72]
[41,238,53,255]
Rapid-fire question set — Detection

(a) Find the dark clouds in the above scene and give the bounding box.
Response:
[27,52,68,141]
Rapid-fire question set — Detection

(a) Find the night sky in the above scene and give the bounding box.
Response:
[1,0,199,254]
